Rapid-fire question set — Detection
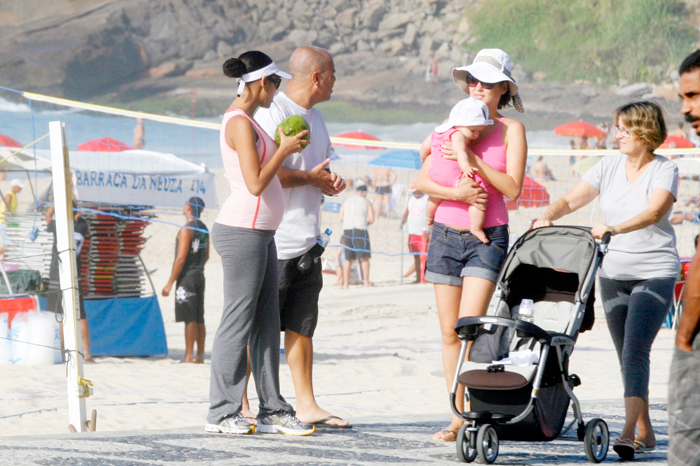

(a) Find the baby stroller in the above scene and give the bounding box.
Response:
[450,226,610,464]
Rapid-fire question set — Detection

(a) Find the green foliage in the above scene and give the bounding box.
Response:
[316,101,447,124]
[467,0,697,84]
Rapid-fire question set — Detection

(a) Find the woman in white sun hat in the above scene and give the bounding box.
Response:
[416,48,528,442]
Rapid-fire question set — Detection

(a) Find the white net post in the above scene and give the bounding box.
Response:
[49,120,88,432]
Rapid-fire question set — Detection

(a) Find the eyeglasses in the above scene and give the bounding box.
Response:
[467,75,498,90]
[268,75,282,90]
[615,126,631,138]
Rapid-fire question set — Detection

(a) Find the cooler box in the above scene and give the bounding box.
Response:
[1,297,37,327]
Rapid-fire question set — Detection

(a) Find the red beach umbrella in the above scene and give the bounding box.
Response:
[554,121,606,139]
[332,131,382,149]
[659,135,694,149]
[0,134,22,147]
[78,137,132,152]
[506,176,550,210]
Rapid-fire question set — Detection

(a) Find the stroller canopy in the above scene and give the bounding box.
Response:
[498,227,598,303]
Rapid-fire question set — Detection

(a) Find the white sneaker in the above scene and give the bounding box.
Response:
[256,412,315,436]
[204,415,254,435]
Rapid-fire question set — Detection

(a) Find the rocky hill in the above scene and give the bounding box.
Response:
[0,0,696,124]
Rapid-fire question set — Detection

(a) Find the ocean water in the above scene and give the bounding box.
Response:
[0,96,570,171]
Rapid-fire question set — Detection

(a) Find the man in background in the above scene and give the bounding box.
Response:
[255,45,349,428]
[669,49,700,466]
[339,180,374,289]
[162,197,209,364]
[400,187,428,283]
[0,179,23,244]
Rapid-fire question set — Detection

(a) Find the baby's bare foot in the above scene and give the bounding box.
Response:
[471,227,489,244]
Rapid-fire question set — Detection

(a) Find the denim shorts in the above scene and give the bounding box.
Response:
[425,222,509,286]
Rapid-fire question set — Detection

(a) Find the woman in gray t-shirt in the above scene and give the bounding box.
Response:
[534,101,678,460]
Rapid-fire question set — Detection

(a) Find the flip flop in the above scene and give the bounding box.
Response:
[433,428,458,442]
[311,415,352,429]
[613,438,635,460]
[634,440,655,453]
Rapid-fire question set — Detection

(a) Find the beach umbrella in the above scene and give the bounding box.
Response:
[572,156,602,175]
[506,176,550,210]
[659,135,694,149]
[78,137,132,152]
[332,131,382,149]
[0,134,22,147]
[554,121,606,139]
[368,150,422,170]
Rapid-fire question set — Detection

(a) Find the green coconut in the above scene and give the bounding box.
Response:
[274,115,311,146]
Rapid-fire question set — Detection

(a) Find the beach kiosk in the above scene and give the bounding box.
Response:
[0,147,217,357]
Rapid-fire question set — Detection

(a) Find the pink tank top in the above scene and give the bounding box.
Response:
[432,120,509,228]
[215,109,284,230]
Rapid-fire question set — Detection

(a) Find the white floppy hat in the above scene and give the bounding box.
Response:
[452,49,524,113]
[435,98,493,133]
[10,179,24,189]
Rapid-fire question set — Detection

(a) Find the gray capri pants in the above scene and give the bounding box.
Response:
[207,223,293,424]
[598,276,675,399]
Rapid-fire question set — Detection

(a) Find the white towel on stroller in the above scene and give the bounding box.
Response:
[493,349,540,366]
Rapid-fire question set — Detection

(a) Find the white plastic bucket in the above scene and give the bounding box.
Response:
[9,312,30,364]
[23,311,60,365]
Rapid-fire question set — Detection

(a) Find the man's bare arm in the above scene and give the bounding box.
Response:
[277,159,346,195]
[678,250,700,351]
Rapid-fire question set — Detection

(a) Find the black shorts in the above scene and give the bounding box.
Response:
[278,255,323,338]
[341,229,371,260]
[175,270,205,324]
[47,256,86,319]
[375,185,392,195]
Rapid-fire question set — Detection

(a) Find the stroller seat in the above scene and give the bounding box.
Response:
[458,300,575,391]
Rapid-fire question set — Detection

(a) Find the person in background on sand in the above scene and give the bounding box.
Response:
[335,245,346,286]
[45,202,93,363]
[578,135,590,150]
[133,118,145,149]
[535,101,678,460]
[532,155,555,183]
[0,178,23,245]
[669,49,700,466]
[419,97,494,243]
[162,197,209,364]
[372,166,397,218]
[416,48,527,442]
[205,50,314,436]
[400,187,429,283]
[255,45,350,429]
[340,180,375,288]
[672,121,687,139]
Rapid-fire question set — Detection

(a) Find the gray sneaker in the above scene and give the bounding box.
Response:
[256,412,315,436]
[204,415,254,435]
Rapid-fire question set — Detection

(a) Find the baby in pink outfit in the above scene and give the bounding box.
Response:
[421,98,493,243]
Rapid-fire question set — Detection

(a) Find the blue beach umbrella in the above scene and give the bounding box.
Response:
[368,150,422,170]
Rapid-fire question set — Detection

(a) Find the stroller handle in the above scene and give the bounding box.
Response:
[454,316,575,347]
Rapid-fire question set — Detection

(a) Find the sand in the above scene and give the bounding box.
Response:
[0,171,679,438]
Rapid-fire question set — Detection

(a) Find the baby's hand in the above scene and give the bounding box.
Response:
[461,164,477,178]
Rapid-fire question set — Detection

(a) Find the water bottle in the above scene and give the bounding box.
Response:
[516,299,534,337]
[297,229,332,272]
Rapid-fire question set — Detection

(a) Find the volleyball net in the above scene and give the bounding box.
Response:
[0,87,699,287]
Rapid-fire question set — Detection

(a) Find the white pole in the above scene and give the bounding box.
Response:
[49,120,88,432]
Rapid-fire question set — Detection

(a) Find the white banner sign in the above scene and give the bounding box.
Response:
[73,170,217,209]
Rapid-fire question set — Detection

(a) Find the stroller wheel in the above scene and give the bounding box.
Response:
[455,424,477,463]
[583,418,609,463]
[476,424,499,464]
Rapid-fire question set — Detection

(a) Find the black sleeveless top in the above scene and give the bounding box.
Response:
[177,219,209,277]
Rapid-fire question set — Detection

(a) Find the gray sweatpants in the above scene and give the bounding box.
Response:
[599,276,675,399]
[668,337,700,466]
[207,223,293,424]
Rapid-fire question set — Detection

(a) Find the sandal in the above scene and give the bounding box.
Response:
[613,438,635,460]
[633,440,655,453]
[433,428,458,442]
